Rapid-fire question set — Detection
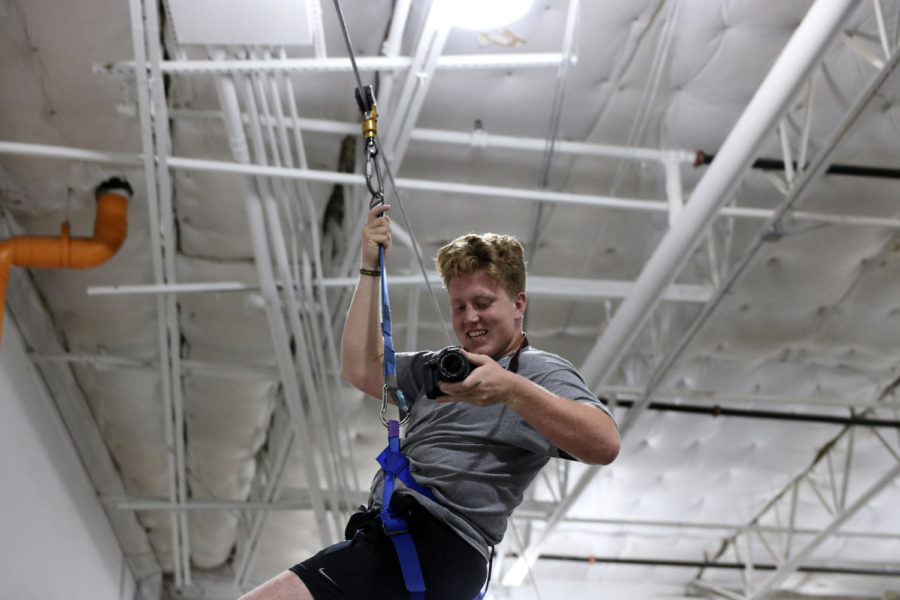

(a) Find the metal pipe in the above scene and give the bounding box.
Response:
[87,273,713,304]
[389,22,452,166]
[132,109,700,165]
[98,53,569,76]
[615,399,900,428]
[579,0,862,391]
[212,66,332,560]
[140,0,193,583]
[530,554,900,578]
[384,4,449,164]
[125,0,182,586]
[248,59,345,540]
[375,0,413,118]
[8,141,900,230]
[699,152,900,179]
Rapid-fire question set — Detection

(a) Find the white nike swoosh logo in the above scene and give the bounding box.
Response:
[318,567,338,587]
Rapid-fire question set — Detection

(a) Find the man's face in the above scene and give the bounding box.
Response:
[448,270,526,358]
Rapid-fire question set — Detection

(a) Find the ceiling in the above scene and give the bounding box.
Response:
[2,0,900,598]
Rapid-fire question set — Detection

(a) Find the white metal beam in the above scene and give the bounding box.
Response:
[97,53,569,76]
[578,0,863,392]
[5,141,900,230]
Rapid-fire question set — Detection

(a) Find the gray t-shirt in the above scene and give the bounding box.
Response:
[367,343,613,559]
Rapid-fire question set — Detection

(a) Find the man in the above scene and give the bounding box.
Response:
[241,205,619,600]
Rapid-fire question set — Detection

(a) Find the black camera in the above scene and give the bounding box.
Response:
[423,346,472,399]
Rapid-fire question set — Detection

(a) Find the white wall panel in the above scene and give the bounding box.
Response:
[0,316,135,600]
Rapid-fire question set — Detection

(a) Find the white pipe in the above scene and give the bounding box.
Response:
[125,0,175,586]
[376,0,413,117]
[88,281,256,295]
[799,77,815,169]
[5,140,900,229]
[872,0,891,58]
[213,67,333,555]
[308,0,327,58]
[579,0,861,390]
[236,62,336,538]
[778,116,796,184]
[275,56,358,505]
[0,140,142,164]
[385,5,444,150]
[251,59,345,534]
[262,55,360,508]
[142,0,192,583]
[663,156,683,226]
[99,53,569,76]
[127,109,700,164]
[389,17,452,166]
[86,274,712,305]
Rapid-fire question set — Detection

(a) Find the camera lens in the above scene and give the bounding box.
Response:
[438,349,469,382]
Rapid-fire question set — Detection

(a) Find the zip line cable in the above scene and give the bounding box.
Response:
[374,136,454,345]
[331,0,454,346]
[331,0,366,93]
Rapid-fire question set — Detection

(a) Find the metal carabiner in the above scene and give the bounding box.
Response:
[365,141,385,208]
[381,376,411,428]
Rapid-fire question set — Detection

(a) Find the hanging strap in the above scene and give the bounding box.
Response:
[378,419,437,600]
[379,243,406,418]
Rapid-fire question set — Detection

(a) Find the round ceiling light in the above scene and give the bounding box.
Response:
[436,0,534,31]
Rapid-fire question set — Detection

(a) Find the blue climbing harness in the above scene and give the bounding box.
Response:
[377,419,438,600]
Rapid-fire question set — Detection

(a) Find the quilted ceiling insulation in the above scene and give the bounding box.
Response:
[2,0,900,598]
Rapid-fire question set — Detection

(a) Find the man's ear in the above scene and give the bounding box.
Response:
[514,292,527,318]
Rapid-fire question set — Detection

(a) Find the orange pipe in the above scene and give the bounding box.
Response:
[0,178,131,353]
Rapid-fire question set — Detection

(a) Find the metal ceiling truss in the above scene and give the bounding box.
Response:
[503,0,900,589]
[206,47,353,590]
[688,5,900,596]
[693,415,900,599]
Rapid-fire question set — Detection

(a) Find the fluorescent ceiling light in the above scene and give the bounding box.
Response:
[436,0,534,31]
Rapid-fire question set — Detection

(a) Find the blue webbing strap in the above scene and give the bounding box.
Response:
[378,420,436,600]
[379,245,396,381]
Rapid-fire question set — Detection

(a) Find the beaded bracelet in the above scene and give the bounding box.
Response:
[359,267,381,277]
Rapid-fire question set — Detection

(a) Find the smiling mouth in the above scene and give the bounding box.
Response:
[467,330,487,339]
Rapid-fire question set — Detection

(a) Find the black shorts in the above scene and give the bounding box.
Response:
[289,495,487,600]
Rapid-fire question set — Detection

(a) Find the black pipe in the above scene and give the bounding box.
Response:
[611,399,900,429]
[696,151,900,180]
[532,554,900,578]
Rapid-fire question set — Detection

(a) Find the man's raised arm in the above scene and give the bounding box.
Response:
[340,204,392,399]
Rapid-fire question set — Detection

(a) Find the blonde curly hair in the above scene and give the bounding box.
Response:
[435,233,526,298]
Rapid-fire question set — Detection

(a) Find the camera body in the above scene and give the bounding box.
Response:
[423,346,472,399]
